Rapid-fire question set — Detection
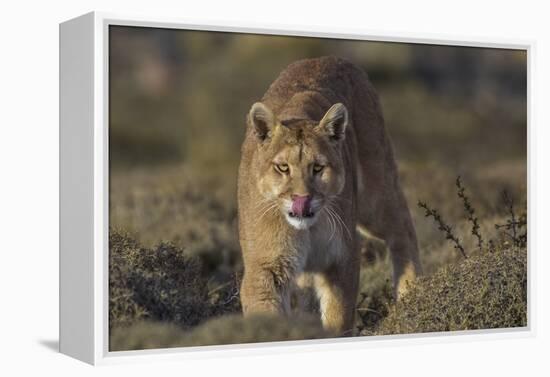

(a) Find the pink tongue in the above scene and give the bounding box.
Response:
[292,196,311,217]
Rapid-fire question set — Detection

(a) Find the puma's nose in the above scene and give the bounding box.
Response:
[289,194,314,218]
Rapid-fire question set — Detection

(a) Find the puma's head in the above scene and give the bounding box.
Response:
[248,102,348,230]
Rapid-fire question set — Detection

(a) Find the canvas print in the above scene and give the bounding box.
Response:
[108,25,527,351]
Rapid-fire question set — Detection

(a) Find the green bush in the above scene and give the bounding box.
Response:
[377,246,527,335]
[109,231,209,330]
[110,314,332,351]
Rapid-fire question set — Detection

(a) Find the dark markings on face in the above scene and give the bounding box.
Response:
[277,119,320,166]
[297,129,304,162]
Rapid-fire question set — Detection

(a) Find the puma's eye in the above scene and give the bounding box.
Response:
[313,164,325,173]
[275,164,289,173]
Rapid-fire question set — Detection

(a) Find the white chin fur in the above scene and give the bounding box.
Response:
[285,213,319,230]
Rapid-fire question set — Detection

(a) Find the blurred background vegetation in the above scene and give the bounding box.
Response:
[109,26,526,171]
[108,26,527,350]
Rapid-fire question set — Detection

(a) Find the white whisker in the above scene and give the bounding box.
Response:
[252,198,273,211]
[257,202,279,222]
[326,202,352,242]
[323,206,337,242]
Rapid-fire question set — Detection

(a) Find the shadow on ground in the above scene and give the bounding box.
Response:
[38,339,59,352]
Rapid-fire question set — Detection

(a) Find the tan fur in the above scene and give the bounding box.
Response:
[238,56,421,334]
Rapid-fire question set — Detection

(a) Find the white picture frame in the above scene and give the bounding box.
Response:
[59,11,534,365]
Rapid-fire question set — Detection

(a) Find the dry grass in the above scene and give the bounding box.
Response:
[109,156,526,349]
[110,314,331,351]
[110,165,241,284]
[177,313,331,347]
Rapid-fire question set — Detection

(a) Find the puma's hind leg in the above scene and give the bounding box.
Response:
[357,164,422,298]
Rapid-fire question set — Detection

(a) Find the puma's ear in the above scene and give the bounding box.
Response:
[318,103,348,141]
[248,102,277,141]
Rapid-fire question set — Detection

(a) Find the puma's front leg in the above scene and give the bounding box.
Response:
[240,245,302,316]
[240,266,292,315]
